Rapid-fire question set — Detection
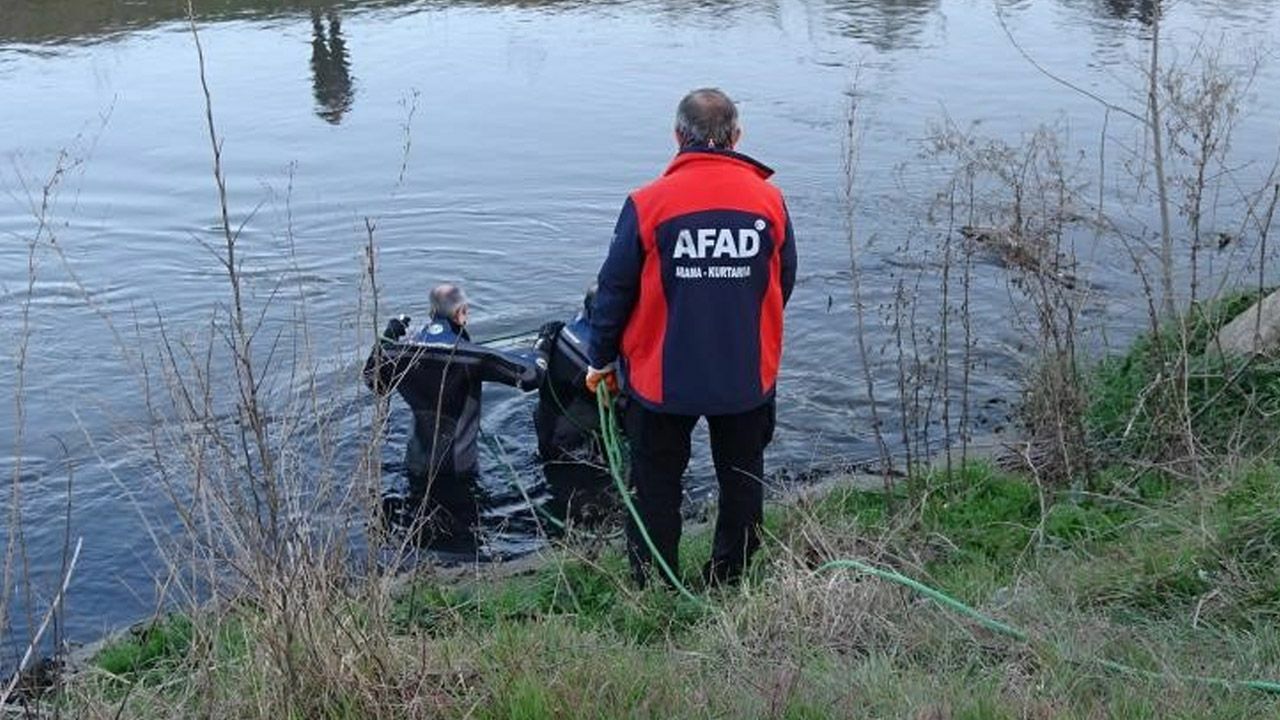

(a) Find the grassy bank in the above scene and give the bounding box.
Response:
[56,456,1280,718]
[37,293,1280,718]
[1086,290,1280,468]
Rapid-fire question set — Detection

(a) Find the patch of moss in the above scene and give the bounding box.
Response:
[94,615,195,680]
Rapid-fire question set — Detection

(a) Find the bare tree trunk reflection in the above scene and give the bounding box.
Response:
[310,8,354,124]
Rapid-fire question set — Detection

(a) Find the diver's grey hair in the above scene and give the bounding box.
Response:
[675,88,739,149]
[429,283,468,319]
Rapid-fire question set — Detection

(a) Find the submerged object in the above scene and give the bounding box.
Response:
[961,225,1077,289]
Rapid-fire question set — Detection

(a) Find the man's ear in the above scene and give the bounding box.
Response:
[674,129,685,149]
[730,127,742,149]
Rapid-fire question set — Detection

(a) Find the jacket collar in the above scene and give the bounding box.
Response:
[663,147,775,179]
[424,314,470,341]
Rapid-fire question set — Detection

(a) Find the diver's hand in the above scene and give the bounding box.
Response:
[534,321,565,356]
[585,364,618,395]
[382,315,410,342]
[536,321,565,346]
[532,322,564,373]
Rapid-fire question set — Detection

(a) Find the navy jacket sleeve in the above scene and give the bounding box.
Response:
[589,197,643,368]
[780,203,798,307]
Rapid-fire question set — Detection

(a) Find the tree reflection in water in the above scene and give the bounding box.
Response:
[822,0,940,52]
[1098,0,1158,23]
[310,8,354,124]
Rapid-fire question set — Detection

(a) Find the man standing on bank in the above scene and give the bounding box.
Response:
[586,88,797,586]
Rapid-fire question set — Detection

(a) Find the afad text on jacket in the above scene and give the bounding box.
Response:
[590,148,797,416]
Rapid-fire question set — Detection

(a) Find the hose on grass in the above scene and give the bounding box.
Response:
[813,559,1028,641]
[814,560,1280,694]
[593,385,1280,695]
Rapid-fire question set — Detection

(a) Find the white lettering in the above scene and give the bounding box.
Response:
[697,228,717,258]
[675,265,704,279]
[673,229,696,259]
[672,226,767,259]
[714,228,738,258]
[707,266,751,279]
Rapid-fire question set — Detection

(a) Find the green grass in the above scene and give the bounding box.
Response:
[392,537,711,644]
[1086,290,1280,469]
[90,612,250,698]
[396,459,1276,716]
[73,457,1280,717]
[94,615,196,680]
[73,460,1280,718]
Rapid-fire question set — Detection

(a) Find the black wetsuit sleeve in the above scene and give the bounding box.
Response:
[365,338,442,396]
[781,201,798,307]
[589,197,643,368]
[476,347,543,391]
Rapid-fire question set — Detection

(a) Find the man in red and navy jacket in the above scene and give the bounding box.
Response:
[586,88,797,586]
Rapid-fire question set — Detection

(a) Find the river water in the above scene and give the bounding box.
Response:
[1,0,1277,662]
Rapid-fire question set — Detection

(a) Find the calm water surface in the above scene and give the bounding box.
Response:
[1,0,1277,660]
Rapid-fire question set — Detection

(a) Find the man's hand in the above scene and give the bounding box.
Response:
[585,364,618,395]
[383,315,410,342]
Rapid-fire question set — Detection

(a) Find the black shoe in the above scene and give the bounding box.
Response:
[701,558,743,588]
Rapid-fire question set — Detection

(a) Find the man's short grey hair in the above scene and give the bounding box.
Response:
[430,283,468,319]
[675,88,739,149]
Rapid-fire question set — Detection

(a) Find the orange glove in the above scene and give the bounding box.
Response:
[585,364,619,395]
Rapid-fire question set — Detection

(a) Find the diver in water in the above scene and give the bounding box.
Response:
[533,287,617,527]
[364,283,548,537]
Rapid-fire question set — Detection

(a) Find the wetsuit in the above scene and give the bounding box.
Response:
[534,314,600,464]
[363,315,543,497]
[534,314,616,527]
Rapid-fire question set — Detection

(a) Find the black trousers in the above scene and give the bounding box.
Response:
[623,399,775,585]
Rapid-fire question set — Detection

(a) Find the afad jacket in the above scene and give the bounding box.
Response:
[589,148,797,416]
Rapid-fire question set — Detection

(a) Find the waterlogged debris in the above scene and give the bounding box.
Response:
[961,225,1078,289]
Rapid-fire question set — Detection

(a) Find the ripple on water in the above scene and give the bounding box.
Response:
[4,277,135,310]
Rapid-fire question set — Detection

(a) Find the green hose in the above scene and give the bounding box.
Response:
[596,384,708,606]
[814,559,1027,641]
[815,560,1280,694]
[592,385,1280,695]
